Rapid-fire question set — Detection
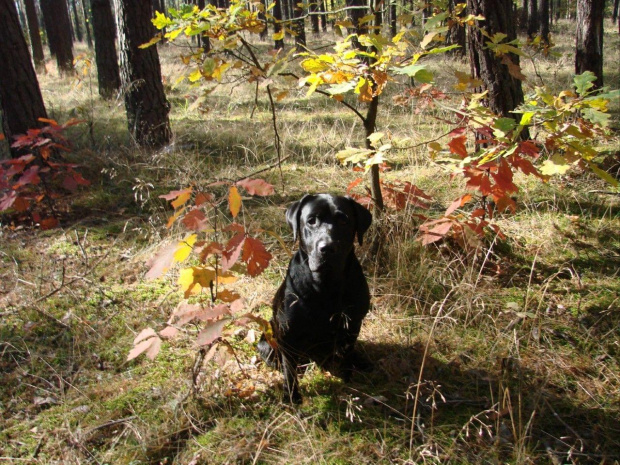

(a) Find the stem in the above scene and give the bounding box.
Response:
[364,94,384,211]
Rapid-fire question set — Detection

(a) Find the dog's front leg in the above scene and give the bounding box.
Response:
[281,353,302,404]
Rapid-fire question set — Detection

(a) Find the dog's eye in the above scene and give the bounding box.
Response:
[335,214,349,225]
[307,216,317,225]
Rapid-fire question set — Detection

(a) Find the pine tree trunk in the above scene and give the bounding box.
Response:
[539,0,549,44]
[71,0,83,42]
[0,0,49,157]
[467,0,526,120]
[526,0,538,38]
[294,0,306,47]
[24,0,46,71]
[575,0,604,88]
[40,0,75,75]
[310,0,320,34]
[82,0,94,48]
[114,0,172,147]
[273,0,284,49]
[91,0,121,98]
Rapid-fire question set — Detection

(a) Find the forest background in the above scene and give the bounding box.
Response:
[1,0,619,463]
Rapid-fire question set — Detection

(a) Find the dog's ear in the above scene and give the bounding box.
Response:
[348,197,372,245]
[286,195,315,242]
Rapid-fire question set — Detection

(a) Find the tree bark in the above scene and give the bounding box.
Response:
[40,0,75,75]
[71,0,83,42]
[273,0,284,49]
[575,0,604,88]
[24,0,46,71]
[539,0,549,44]
[82,0,94,48]
[294,0,306,48]
[467,0,526,120]
[0,0,49,157]
[526,0,538,38]
[91,0,121,98]
[114,0,172,147]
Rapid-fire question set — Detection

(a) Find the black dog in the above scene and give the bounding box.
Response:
[257,194,373,403]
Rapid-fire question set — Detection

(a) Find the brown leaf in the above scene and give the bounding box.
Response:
[445,194,472,216]
[145,242,178,280]
[196,319,228,346]
[159,326,179,339]
[127,328,161,361]
[236,178,275,196]
[182,208,208,231]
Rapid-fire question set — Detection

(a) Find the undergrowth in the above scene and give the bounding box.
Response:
[1,19,619,465]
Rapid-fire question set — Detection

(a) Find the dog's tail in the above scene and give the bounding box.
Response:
[257,334,279,368]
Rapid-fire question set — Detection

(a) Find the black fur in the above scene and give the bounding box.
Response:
[257,194,372,403]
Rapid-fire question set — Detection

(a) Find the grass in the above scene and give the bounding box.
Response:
[1,17,620,465]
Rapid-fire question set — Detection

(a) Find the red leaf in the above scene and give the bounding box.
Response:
[182,208,208,231]
[222,233,245,272]
[62,174,78,191]
[445,194,472,216]
[448,135,468,158]
[13,196,30,212]
[195,192,214,206]
[403,183,433,200]
[223,223,245,234]
[40,217,59,230]
[242,237,272,277]
[236,178,275,196]
[346,177,364,194]
[491,159,518,194]
[465,171,493,196]
[196,319,228,346]
[13,166,40,188]
[0,191,17,211]
[198,241,224,262]
[494,195,516,214]
[145,242,178,280]
[419,219,453,245]
[517,140,540,158]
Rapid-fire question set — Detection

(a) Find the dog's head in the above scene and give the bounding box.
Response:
[286,194,372,275]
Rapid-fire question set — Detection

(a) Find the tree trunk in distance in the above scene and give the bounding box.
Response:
[0,0,49,157]
[467,0,526,121]
[114,0,172,147]
[575,0,604,88]
[24,0,46,71]
[71,0,83,42]
[40,0,75,75]
[91,0,121,98]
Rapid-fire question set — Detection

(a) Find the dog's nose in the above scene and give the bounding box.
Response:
[317,240,335,255]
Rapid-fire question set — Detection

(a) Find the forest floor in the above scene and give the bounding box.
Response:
[1,20,620,465]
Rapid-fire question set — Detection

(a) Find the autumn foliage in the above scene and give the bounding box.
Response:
[0,118,89,229]
[128,178,276,363]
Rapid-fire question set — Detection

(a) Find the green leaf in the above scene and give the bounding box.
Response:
[394,64,433,83]
[587,161,619,187]
[423,12,448,31]
[326,81,357,95]
[582,108,610,127]
[493,117,517,135]
[574,71,597,96]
